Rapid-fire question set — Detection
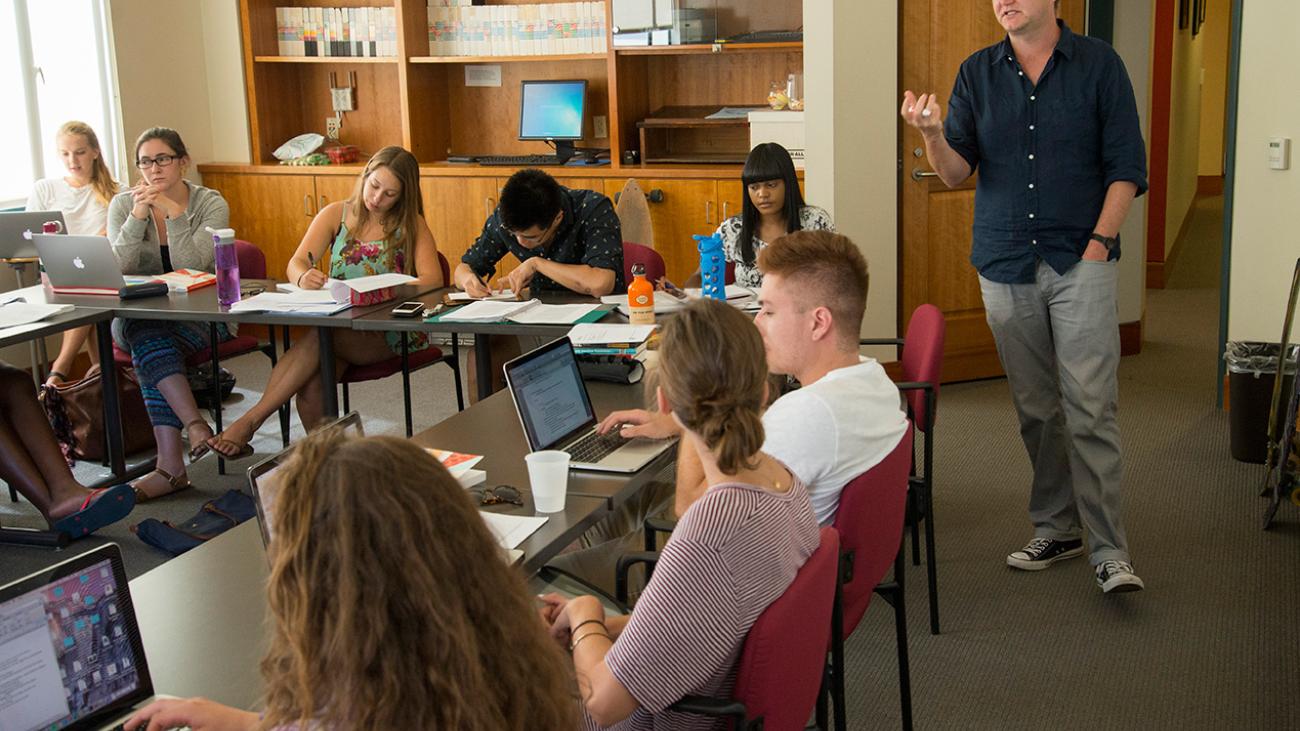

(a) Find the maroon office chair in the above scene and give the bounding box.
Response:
[338,251,463,436]
[111,240,288,473]
[861,303,946,635]
[618,526,841,730]
[622,241,665,284]
[827,428,914,731]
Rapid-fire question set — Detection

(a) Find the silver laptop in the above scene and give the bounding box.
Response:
[247,412,365,547]
[503,337,675,473]
[31,234,127,295]
[0,543,172,730]
[0,210,65,259]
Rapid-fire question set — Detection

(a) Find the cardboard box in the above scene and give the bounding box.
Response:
[748,111,805,169]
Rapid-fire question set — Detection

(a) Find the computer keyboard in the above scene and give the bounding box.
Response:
[567,429,626,464]
[476,154,566,166]
[726,30,803,44]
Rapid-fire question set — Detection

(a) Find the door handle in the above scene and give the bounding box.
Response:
[303,195,312,217]
[705,200,713,225]
[646,188,664,203]
[318,195,327,210]
[722,201,731,220]
[911,168,941,183]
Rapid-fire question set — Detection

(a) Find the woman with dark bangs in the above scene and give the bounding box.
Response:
[714,142,833,288]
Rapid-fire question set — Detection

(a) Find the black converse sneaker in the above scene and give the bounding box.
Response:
[1006,537,1085,570]
[1095,560,1145,593]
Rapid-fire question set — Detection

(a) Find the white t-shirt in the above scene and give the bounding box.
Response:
[762,357,910,525]
[26,178,113,236]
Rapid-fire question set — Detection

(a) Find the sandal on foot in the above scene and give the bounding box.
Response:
[52,484,136,538]
[131,467,193,503]
[206,434,255,461]
[186,418,216,463]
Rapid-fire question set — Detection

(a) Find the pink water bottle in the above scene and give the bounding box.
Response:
[208,227,241,306]
[39,220,63,290]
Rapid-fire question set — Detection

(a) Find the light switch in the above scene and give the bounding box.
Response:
[1269,137,1291,170]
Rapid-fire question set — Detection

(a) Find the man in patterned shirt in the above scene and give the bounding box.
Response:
[453,168,625,396]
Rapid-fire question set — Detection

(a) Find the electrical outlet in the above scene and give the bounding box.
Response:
[325,116,341,139]
[593,115,608,139]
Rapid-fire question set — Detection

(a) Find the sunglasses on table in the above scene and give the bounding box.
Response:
[469,484,524,506]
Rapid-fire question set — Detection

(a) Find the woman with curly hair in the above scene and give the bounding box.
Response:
[126,428,576,730]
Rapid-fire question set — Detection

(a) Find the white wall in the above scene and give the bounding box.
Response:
[109,0,249,177]
[1227,0,1299,342]
[803,0,898,345]
[1112,0,1152,326]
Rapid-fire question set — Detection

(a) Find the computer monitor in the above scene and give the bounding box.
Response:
[519,79,587,162]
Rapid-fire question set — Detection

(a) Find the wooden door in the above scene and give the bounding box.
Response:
[420,176,513,282]
[605,178,717,284]
[203,172,316,282]
[311,175,357,215]
[900,0,1085,381]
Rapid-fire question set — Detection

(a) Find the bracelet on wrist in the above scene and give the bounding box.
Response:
[571,618,606,636]
[297,271,308,287]
[569,630,611,653]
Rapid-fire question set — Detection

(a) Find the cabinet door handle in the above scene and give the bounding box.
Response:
[705,200,713,225]
[319,195,327,210]
[722,201,731,220]
[485,197,495,218]
[303,195,312,217]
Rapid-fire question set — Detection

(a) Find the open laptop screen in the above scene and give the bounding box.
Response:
[0,545,151,731]
[504,338,596,451]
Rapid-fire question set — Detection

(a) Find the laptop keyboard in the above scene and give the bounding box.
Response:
[567,429,626,464]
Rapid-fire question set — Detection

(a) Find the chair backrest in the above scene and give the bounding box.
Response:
[901,304,945,433]
[436,250,452,284]
[832,428,913,636]
[622,241,665,284]
[731,526,840,729]
[234,240,266,280]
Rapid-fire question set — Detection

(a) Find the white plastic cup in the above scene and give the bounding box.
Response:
[525,450,570,513]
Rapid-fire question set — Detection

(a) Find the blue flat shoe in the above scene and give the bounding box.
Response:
[52,484,136,539]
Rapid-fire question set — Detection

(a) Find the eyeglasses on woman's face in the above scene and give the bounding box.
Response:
[136,154,181,170]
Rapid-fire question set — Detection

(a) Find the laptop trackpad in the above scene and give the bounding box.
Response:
[598,439,669,470]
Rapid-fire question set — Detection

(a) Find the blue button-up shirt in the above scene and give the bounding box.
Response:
[944,21,1148,284]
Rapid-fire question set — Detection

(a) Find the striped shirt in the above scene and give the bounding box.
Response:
[588,476,819,730]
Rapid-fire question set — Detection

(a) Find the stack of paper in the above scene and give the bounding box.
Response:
[448,290,518,302]
[567,323,655,346]
[0,302,75,329]
[328,273,416,304]
[479,512,548,550]
[439,299,599,324]
[228,291,350,316]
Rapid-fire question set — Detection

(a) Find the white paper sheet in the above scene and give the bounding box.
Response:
[438,299,539,322]
[479,512,548,550]
[449,290,518,301]
[567,323,656,346]
[507,303,599,324]
[0,302,74,328]
[228,292,350,315]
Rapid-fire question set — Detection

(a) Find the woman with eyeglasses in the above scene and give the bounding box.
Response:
[106,127,232,501]
[206,146,444,460]
[27,121,121,387]
[125,428,577,731]
[541,298,820,729]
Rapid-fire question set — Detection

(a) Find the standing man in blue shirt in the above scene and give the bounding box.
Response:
[901,0,1147,593]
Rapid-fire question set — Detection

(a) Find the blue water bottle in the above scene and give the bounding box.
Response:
[208,227,241,306]
[695,233,725,300]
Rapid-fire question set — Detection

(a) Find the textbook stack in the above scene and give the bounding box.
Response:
[426,1,608,57]
[275,7,399,57]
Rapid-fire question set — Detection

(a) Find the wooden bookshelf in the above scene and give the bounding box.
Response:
[210,0,804,282]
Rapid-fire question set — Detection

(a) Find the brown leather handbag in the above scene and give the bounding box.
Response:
[39,364,154,462]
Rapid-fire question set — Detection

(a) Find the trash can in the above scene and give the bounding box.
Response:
[1225,342,1298,463]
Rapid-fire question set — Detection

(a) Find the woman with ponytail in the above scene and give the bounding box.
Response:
[541,298,820,730]
[27,121,121,385]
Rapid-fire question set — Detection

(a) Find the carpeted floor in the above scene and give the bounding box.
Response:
[3,195,1296,727]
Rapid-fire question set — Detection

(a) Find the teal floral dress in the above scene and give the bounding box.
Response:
[329,221,432,354]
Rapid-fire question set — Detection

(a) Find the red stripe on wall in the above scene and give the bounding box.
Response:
[1147,0,1174,266]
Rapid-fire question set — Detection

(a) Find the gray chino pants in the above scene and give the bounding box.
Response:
[979,258,1129,564]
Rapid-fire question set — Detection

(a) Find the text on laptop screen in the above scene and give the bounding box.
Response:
[511,343,594,450]
[0,557,142,730]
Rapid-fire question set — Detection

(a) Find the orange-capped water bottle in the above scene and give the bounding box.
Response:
[627,263,655,326]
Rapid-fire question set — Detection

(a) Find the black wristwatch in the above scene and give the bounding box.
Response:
[1089,233,1119,251]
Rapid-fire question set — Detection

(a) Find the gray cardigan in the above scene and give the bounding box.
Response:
[108,181,229,275]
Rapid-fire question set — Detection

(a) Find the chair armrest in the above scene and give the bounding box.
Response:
[616,551,661,605]
[860,337,905,359]
[644,515,678,552]
[670,695,749,726]
[894,380,934,393]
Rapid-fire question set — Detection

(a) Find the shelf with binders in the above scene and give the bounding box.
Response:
[408,52,608,64]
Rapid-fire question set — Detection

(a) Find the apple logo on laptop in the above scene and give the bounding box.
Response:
[72,257,85,269]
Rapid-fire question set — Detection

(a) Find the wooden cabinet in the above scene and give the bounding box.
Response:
[202,172,316,280]
[421,176,501,280]
[607,178,718,283]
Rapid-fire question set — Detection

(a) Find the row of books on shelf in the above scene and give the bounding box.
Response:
[427,2,608,57]
[275,7,399,58]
